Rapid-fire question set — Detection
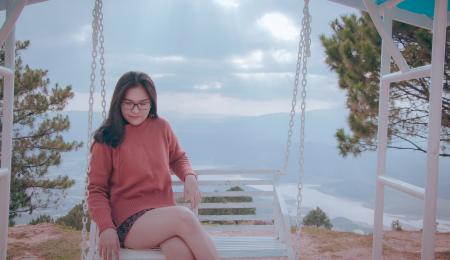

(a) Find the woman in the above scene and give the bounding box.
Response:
[87,71,219,260]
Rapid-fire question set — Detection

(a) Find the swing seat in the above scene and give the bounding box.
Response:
[91,237,289,259]
[86,169,295,259]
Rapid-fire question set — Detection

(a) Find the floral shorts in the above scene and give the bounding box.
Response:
[117,208,154,248]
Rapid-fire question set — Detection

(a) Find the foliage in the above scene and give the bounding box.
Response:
[320,13,450,157]
[1,41,83,225]
[28,214,54,225]
[302,207,333,230]
[55,203,90,231]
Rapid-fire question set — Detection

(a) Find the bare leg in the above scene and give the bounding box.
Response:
[124,206,219,260]
[160,236,194,260]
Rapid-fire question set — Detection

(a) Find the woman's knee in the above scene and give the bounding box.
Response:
[173,206,201,233]
[160,236,194,260]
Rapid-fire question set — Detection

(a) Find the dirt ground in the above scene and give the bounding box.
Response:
[7,223,450,260]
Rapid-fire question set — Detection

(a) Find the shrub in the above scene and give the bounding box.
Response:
[28,214,55,225]
[302,207,333,230]
[56,203,90,231]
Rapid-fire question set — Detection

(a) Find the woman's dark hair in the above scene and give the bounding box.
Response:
[92,71,158,148]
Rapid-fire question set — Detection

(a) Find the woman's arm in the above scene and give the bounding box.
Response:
[165,122,198,182]
[165,122,201,210]
[87,142,116,234]
[184,174,201,210]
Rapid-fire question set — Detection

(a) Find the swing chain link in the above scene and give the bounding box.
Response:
[282,5,305,175]
[98,0,107,120]
[281,1,311,257]
[294,1,311,259]
[81,1,102,259]
[282,0,314,177]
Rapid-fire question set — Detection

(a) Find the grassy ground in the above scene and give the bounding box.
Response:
[37,226,81,260]
[7,224,81,260]
[303,226,372,253]
[7,223,450,260]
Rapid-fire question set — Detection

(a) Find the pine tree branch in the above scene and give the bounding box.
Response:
[20,156,52,170]
[29,145,63,151]
[395,84,428,101]
[386,144,450,157]
[12,128,60,140]
[391,133,426,152]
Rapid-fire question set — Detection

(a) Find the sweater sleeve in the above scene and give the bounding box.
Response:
[165,121,197,182]
[87,141,116,234]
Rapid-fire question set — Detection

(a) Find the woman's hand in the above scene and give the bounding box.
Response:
[184,174,201,210]
[98,228,120,260]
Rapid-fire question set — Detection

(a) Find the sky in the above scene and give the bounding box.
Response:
[11,0,356,117]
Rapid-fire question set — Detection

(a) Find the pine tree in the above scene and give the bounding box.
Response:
[0,40,83,225]
[302,207,333,229]
[320,13,450,157]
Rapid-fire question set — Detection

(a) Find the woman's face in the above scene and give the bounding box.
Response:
[121,85,151,126]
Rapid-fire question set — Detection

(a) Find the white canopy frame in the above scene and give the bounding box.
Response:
[330,1,448,259]
[0,1,52,257]
[0,0,24,258]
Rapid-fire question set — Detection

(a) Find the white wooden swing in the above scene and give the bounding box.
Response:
[80,0,312,259]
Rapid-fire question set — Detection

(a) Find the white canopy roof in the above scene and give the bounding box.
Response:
[330,0,450,29]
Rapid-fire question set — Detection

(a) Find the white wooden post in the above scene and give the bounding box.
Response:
[362,0,409,72]
[0,0,17,258]
[372,8,392,260]
[0,0,26,46]
[0,169,10,260]
[421,1,448,259]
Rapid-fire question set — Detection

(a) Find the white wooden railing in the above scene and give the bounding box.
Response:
[0,168,11,260]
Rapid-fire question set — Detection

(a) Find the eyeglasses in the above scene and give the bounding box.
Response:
[121,101,151,111]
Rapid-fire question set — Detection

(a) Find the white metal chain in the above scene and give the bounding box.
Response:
[282,0,308,175]
[81,1,102,259]
[294,1,311,259]
[98,0,107,119]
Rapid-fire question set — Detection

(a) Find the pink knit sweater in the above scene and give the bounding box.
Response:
[87,117,196,234]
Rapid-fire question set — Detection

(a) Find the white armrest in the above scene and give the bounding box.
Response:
[87,220,99,259]
[273,186,293,247]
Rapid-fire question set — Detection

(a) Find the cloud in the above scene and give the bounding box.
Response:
[159,92,339,116]
[65,91,113,112]
[256,12,298,41]
[66,91,340,116]
[109,53,187,65]
[151,56,186,63]
[193,82,223,91]
[270,49,297,63]
[308,73,340,93]
[229,49,296,72]
[152,73,176,79]
[105,54,187,76]
[68,24,91,44]
[214,0,240,9]
[233,72,293,80]
[230,50,264,70]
